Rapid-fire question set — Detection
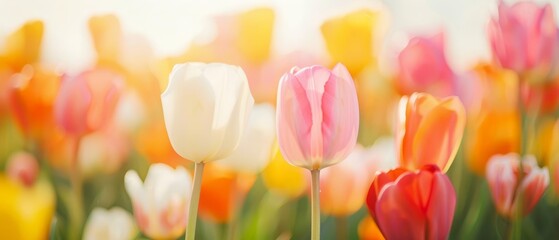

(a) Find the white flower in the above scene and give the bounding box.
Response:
[216,103,276,173]
[124,163,191,239]
[83,207,137,240]
[161,62,254,163]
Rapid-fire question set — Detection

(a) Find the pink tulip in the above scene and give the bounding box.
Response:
[397,32,456,97]
[54,68,123,136]
[366,165,456,240]
[276,63,359,170]
[486,153,549,218]
[397,92,466,172]
[488,2,557,79]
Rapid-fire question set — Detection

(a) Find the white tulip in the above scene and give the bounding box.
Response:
[124,164,191,239]
[161,62,255,163]
[216,103,276,173]
[83,207,137,240]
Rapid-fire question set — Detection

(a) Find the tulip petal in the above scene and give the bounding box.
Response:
[375,173,426,240]
[486,155,518,216]
[412,97,465,172]
[162,63,216,162]
[512,166,549,217]
[277,73,312,168]
[425,167,456,239]
[321,63,359,167]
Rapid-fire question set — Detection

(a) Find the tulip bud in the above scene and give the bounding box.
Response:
[276,63,359,170]
[161,62,254,163]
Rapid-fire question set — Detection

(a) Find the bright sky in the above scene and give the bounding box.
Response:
[0,0,558,74]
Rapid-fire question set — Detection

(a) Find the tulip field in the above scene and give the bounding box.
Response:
[3,0,559,239]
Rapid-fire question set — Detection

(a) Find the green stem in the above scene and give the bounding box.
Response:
[335,216,347,240]
[68,137,84,240]
[226,175,243,240]
[311,169,320,240]
[186,162,205,240]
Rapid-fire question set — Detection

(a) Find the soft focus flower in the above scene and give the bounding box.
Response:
[54,68,124,137]
[276,64,359,170]
[486,154,549,218]
[6,151,39,187]
[358,215,385,240]
[262,147,308,198]
[488,1,558,83]
[135,119,184,167]
[79,124,129,177]
[0,21,44,113]
[83,207,138,240]
[320,146,374,216]
[366,165,456,240]
[521,76,559,114]
[397,32,456,97]
[198,164,256,223]
[466,63,520,175]
[8,65,61,140]
[161,62,254,163]
[0,175,55,240]
[321,9,384,75]
[216,104,276,173]
[124,163,191,239]
[0,20,43,71]
[397,92,466,172]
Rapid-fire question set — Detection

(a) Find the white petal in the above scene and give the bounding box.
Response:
[217,103,276,172]
[161,63,216,162]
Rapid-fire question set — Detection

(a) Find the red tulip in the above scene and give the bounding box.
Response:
[486,154,549,218]
[366,165,456,240]
[54,68,123,136]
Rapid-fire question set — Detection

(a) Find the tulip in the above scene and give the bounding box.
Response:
[124,163,191,239]
[486,154,549,218]
[54,68,123,137]
[83,207,138,240]
[466,63,520,175]
[320,146,371,217]
[198,164,256,223]
[321,9,384,75]
[8,65,61,141]
[397,92,466,172]
[6,151,39,187]
[366,165,456,240]
[161,62,254,240]
[397,32,456,97]
[78,124,129,177]
[358,216,385,240]
[0,175,55,240]
[135,119,184,168]
[262,147,308,198]
[276,63,359,240]
[216,103,276,173]
[488,1,558,83]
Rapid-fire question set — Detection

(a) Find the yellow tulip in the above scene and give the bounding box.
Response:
[0,175,55,240]
[262,147,308,198]
[0,21,44,71]
[321,9,384,75]
[237,8,274,64]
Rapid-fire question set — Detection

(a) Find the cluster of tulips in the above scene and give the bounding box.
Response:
[2,1,559,239]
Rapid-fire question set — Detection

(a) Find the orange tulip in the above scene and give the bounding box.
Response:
[397,92,466,172]
[358,215,385,240]
[135,119,184,168]
[466,63,520,175]
[198,164,255,223]
[8,65,61,141]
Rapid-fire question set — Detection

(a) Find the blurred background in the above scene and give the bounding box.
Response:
[2,0,559,239]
